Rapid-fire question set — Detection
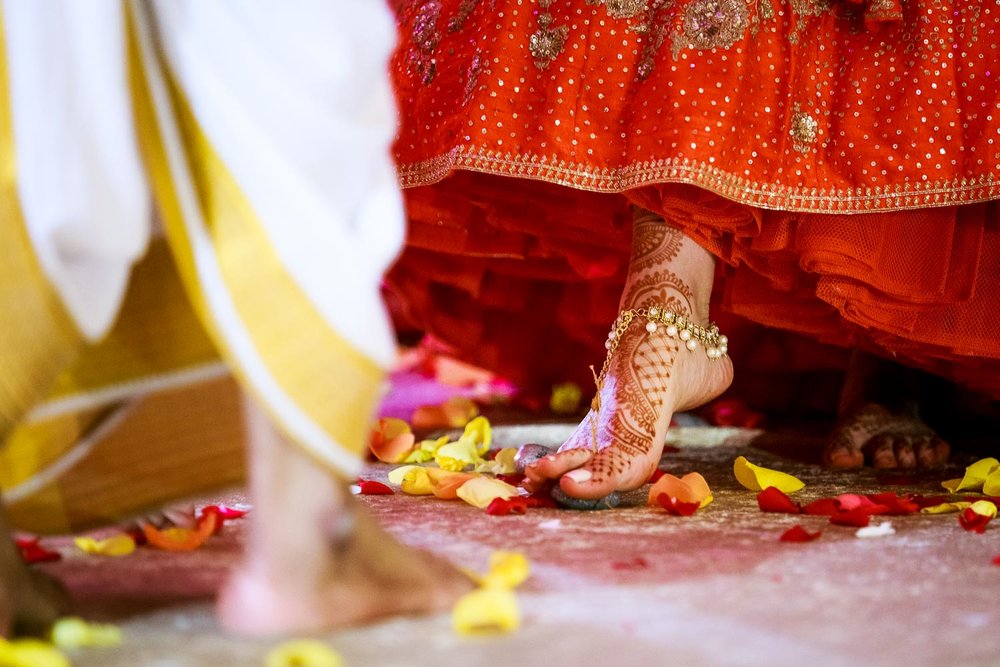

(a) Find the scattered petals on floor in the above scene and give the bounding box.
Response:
[265,639,343,667]
[958,500,997,533]
[921,501,973,515]
[74,535,136,557]
[15,536,62,564]
[647,472,713,512]
[369,417,417,463]
[51,617,123,649]
[427,469,480,500]
[142,511,218,552]
[486,497,529,515]
[733,456,805,493]
[480,551,531,590]
[611,556,649,570]
[387,465,435,495]
[856,521,896,538]
[0,638,70,667]
[456,477,519,509]
[476,447,518,475]
[984,469,1000,496]
[356,480,394,495]
[780,525,822,542]
[452,587,521,636]
[757,487,802,514]
[941,457,1000,493]
[436,439,481,471]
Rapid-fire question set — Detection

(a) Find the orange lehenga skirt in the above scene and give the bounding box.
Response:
[386,0,1000,398]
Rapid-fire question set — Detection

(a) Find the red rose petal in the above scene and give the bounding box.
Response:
[357,480,394,495]
[525,493,559,509]
[486,497,528,516]
[992,555,1000,566]
[15,537,61,564]
[200,504,250,520]
[958,508,992,533]
[496,473,526,487]
[829,508,872,527]
[803,498,841,516]
[911,495,951,510]
[780,525,822,542]
[866,493,919,515]
[646,469,666,484]
[611,556,649,570]
[655,493,699,516]
[757,487,802,514]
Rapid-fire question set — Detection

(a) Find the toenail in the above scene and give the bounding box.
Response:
[564,469,593,483]
[545,455,557,462]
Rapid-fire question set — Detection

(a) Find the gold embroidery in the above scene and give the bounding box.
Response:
[398,145,1000,214]
[788,0,834,43]
[605,0,649,19]
[530,0,570,69]
[790,105,819,153]
[408,1,443,84]
[449,0,483,31]
[672,0,750,57]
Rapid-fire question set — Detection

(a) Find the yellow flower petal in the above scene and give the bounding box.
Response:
[475,448,518,475]
[941,457,1000,493]
[549,382,582,415]
[74,535,136,557]
[435,439,482,472]
[387,465,435,495]
[920,501,972,515]
[461,416,493,455]
[404,436,450,463]
[970,500,998,519]
[452,588,521,635]
[0,638,70,667]
[455,477,519,509]
[481,551,531,590]
[733,456,805,494]
[51,617,122,649]
[984,469,1000,497]
[265,640,343,667]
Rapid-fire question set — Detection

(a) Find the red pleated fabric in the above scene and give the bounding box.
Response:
[387,0,1000,396]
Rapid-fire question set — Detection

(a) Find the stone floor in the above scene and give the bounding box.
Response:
[34,423,1000,666]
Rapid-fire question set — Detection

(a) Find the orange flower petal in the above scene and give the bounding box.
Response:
[369,418,416,463]
[142,511,218,552]
[647,471,712,509]
[426,468,480,500]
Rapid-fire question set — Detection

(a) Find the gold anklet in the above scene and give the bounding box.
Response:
[601,306,728,377]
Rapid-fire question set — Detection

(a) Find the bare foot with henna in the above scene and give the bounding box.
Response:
[824,352,949,468]
[525,209,733,499]
[217,397,473,636]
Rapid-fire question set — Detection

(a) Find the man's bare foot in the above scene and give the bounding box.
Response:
[217,397,472,636]
[0,512,69,637]
[824,403,950,469]
[525,211,733,499]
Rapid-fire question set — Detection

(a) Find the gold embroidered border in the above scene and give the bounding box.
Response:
[398,145,1000,213]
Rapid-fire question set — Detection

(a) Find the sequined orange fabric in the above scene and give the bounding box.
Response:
[388,0,1000,395]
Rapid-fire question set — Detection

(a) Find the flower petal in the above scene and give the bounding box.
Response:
[959,507,993,533]
[461,416,493,455]
[780,525,822,542]
[829,508,872,528]
[941,457,1000,493]
[435,439,482,472]
[368,418,416,463]
[655,494,700,516]
[970,499,998,518]
[426,468,480,500]
[456,477,519,509]
[733,456,805,494]
[920,501,972,514]
[866,493,919,515]
[15,537,61,564]
[452,588,520,635]
[0,638,70,667]
[357,480,394,495]
[51,617,122,649]
[481,551,531,590]
[757,487,802,513]
[74,535,136,557]
[142,511,218,552]
[647,472,712,509]
[486,497,528,516]
[802,498,841,516]
[265,639,344,667]
[611,557,649,570]
[983,469,1000,497]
